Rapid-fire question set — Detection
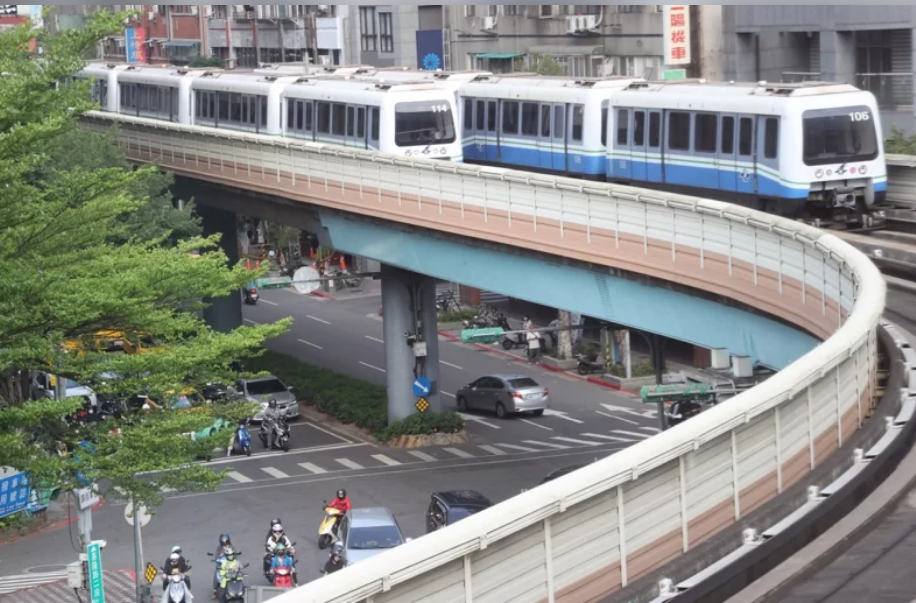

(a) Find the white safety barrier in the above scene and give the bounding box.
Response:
[82,113,885,603]
[887,154,916,207]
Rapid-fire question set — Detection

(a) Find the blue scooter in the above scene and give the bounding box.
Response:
[228,422,252,457]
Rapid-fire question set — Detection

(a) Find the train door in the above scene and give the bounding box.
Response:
[344,105,358,148]
[470,99,484,161]
[486,100,498,163]
[368,106,380,152]
[567,104,585,175]
[613,108,633,180]
[631,109,648,181]
[646,110,663,182]
[539,104,553,170]
[756,116,779,198]
[718,114,738,192]
[552,104,567,172]
[736,115,757,195]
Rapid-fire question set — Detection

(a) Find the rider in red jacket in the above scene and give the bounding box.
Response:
[327,489,351,513]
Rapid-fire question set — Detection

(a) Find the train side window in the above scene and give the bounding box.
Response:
[554,106,564,140]
[541,105,551,138]
[738,117,753,156]
[305,102,313,132]
[476,100,485,131]
[764,118,779,159]
[230,93,241,123]
[260,97,267,129]
[669,112,691,151]
[346,106,355,137]
[357,107,366,139]
[634,111,646,146]
[502,102,519,135]
[695,113,718,153]
[616,109,629,146]
[219,93,230,123]
[332,103,346,136]
[317,102,331,135]
[571,105,584,142]
[521,102,538,136]
[464,99,473,131]
[370,107,380,142]
[286,100,295,131]
[648,112,660,148]
[721,116,735,154]
[601,106,608,146]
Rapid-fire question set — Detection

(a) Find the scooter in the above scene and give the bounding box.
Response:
[498,317,526,350]
[243,286,259,306]
[228,423,252,457]
[161,567,193,603]
[216,561,249,603]
[263,543,297,581]
[666,401,703,428]
[318,504,344,549]
[577,354,606,376]
[270,565,296,589]
[259,417,290,452]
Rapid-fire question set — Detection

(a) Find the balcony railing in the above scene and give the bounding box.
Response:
[781,71,821,83]
[856,72,914,108]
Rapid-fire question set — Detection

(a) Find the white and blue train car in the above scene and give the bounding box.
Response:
[605,80,886,223]
[459,75,642,179]
[281,78,462,160]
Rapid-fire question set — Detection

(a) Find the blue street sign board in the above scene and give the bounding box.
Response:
[0,472,31,520]
[87,541,105,603]
[413,377,432,398]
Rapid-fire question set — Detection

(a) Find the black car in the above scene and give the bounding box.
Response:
[426,491,493,534]
[541,465,587,485]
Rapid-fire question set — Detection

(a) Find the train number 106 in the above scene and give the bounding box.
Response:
[849,111,871,122]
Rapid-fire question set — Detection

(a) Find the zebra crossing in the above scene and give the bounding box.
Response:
[217,427,659,486]
[0,571,68,595]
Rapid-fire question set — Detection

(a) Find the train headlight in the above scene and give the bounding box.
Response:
[815,169,824,179]
[859,166,868,175]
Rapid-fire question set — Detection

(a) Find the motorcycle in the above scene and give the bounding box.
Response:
[270,565,296,589]
[497,316,526,350]
[463,306,500,330]
[318,504,344,549]
[211,557,248,603]
[577,353,606,376]
[259,417,290,452]
[228,423,252,457]
[263,542,297,580]
[243,286,259,306]
[326,267,363,289]
[161,567,193,603]
[666,401,703,428]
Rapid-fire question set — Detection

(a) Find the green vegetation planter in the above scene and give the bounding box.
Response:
[386,430,470,449]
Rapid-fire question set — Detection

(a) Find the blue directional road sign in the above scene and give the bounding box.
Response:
[0,472,30,520]
[413,377,432,398]
[87,541,105,603]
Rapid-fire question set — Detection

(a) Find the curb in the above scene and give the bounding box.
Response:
[299,405,379,447]
[438,330,640,397]
[309,290,332,300]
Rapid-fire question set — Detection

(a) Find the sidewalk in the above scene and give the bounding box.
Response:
[308,277,382,302]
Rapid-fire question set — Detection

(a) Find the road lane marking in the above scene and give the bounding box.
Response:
[298,339,323,350]
[444,448,474,459]
[443,392,456,399]
[407,451,437,462]
[200,442,366,467]
[551,437,602,447]
[226,472,253,483]
[493,443,540,453]
[307,315,331,325]
[520,419,553,431]
[581,433,639,443]
[372,454,402,467]
[359,362,386,373]
[298,463,327,474]
[261,467,290,479]
[612,430,653,440]
[596,411,640,426]
[336,458,365,470]
[522,440,569,450]
[641,427,662,434]
[543,409,585,425]
[303,422,354,444]
[601,403,658,419]
[243,319,260,325]
[458,413,501,430]
[478,445,508,456]
[440,361,463,370]
[365,336,384,344]
[260,299,279,307]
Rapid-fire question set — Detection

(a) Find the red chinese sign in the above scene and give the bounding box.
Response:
[663,5,691,66]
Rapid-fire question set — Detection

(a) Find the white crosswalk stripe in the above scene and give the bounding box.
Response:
[444,447,474,459]
[298,463,327,474]
[336,458,365,470]
[641,427,662,434]
[581,433,640,443]
[226,471,253,483]
[478,445,508,456]
[492,443,540,453]
[0,571,68,595]
[261,467,290,479]
[522,440,569,450]
[611,430,653,440]
[551,437,603,447]
[407,451,437,462]
[372,455,402,467]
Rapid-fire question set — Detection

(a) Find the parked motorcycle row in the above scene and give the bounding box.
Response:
[462,306,550,352]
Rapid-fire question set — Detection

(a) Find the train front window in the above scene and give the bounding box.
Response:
[394,101,456,147]
[802,107,879,167]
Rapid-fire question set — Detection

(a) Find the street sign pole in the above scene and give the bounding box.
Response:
[87,541,105,603]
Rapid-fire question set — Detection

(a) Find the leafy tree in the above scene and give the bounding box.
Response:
[188,55,227,69]
[514,54,567,76]
[885,126,916,155]
[0,13,290,509]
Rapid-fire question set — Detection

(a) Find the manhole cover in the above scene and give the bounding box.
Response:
[25,565,68,574]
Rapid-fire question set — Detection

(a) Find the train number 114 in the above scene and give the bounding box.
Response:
[849,111,871,122]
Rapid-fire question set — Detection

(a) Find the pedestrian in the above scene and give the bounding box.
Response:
[527,330,541,364]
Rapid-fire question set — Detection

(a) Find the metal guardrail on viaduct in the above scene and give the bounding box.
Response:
[82,113,886,603]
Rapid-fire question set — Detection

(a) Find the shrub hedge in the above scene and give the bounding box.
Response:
[245,351,466,441]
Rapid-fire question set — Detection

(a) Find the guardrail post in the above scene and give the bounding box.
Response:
[808,386,815,470]
[463,555,473,603]
[727,221,733,277]
[618,485,628,587]
[679,456,689,552]
[777,238,783,295]
[544,518,556,603]
[752,229,759,286]
[836,367,843,447]
[732,430,741,520]
[775,406,783,493]
[821,256,828,316]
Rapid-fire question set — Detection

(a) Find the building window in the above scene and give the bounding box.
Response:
[260,48,282,64]
[465,5,476,17]
[618,6,643,13]
[487,5,499,16]
[379,12,394,53]
[212,5,228,19]
[540,5,556,17]
[669,112,691,151]
[360,7,377,52]
[695,113,718,153]
[170,5,193,14]
[570,5,601,14]
[504,5,522,16]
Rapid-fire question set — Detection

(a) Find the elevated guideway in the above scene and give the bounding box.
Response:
[80,112,885,603]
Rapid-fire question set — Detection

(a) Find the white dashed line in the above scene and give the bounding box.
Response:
[298,339,324,350]
[440,361,463,370]
[371,455,402,467]
[523,440,569,450]
[365,336,384,344]
[442,392,456,399]
[261,467,290,479]
[336,458,365,470]
[443,448,474,459]
[478,445,508,456]
[226,472,253,484]
[243,319,260,326]
[260,299,279,307]
[551,437,603,447]
[543,409,585,424]
[407,451,437,462]
[307,315,331,325]
[492,443,540,453]
[520,419,554,431]
[641,427,662,434]
[298,463,327,475]
[359,362,386,373]
[612,430,653,440]
[581,433,639,444]
[596,411,640,426]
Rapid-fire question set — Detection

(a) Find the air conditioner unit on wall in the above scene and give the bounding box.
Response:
[566,14,598,34]
[482,16,497,31]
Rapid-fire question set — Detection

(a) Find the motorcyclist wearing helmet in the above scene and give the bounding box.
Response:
[327,489,351,514]
[163,550,191,591]
[268,544,296,585]
[264,523,295,574]
[215,547,241,597]
[323,543,346,576]
[211,534,233,599]
[265,518,282,542]
[261,399,283,449]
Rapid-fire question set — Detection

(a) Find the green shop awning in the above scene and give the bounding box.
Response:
[475,52,524,60]
[528,45,605,56]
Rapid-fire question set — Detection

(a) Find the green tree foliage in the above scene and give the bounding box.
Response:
[885,126,916,155]
[188,55,227,69]
[0,13,290,508]
[514,54,567,76]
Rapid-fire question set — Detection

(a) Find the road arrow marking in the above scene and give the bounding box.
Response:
[543,409,585,424]
[601,403,657,419]
[459,413,501,430]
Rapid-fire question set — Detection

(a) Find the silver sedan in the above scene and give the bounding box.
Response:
[456,374,549,419]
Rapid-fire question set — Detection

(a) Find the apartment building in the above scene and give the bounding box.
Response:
[722,5,916,135]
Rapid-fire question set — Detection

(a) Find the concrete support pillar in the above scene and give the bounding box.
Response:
[198,204,243,334]
[820,31,856,85]
[382,266,416,424]
[418,277,442,415]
